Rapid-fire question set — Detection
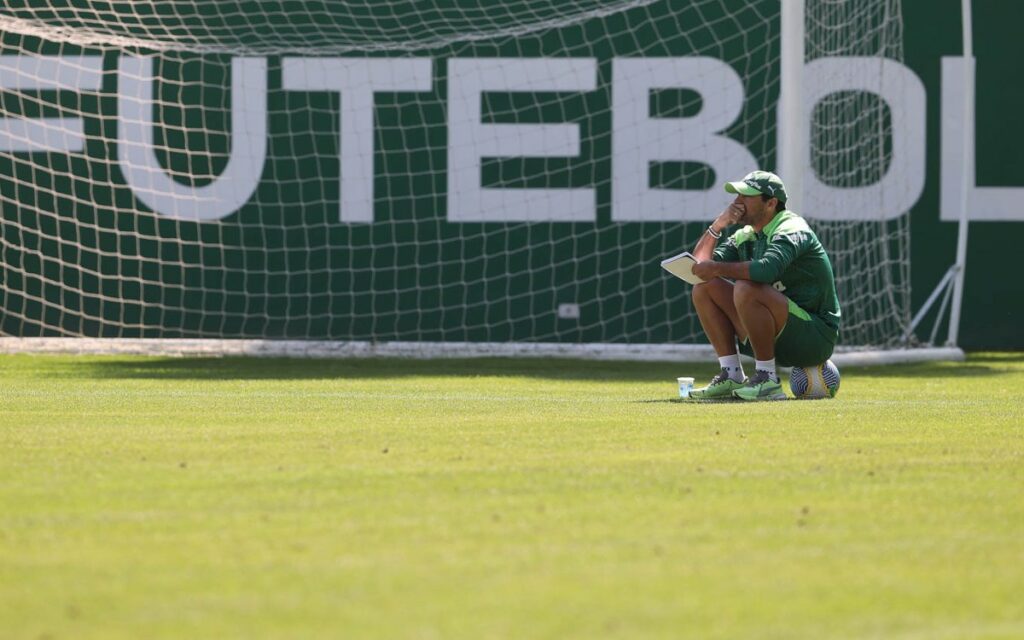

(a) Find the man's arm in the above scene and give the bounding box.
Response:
[692,259,752,281]
[692,202,743,261]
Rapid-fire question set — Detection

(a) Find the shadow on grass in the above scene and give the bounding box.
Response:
[852,356,1024,378]
[9,351,1022,383]
[35,356,720,383]
[959,352,1024,364]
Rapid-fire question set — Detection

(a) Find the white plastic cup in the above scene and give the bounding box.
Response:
[677,377,695,399]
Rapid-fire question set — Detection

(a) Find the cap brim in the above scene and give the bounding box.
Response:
[724,181,761,196]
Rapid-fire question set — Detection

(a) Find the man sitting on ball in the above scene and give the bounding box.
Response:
[688,171,841,401]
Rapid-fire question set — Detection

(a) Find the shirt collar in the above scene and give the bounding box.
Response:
[760,210,797,239]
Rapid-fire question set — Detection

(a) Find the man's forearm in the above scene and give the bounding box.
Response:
[692,227,721,261]
[693,205,741,261]
[704,260,752,281]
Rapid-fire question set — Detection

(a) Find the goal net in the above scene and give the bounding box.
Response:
[0,0,920,359]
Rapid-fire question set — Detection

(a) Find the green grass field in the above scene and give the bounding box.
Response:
[2,353,1023,639]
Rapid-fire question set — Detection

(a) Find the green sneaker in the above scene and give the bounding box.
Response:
[688,368,745,400]
[732,370,787,401]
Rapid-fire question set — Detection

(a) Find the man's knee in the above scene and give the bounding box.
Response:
[732,279,764,308]
[692,278,729,306]
[733,279,790,324]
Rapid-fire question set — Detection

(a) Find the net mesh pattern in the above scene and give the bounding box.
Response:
[0,0,910,347]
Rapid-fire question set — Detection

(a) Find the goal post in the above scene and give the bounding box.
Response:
[0,1,962,364]
[778,0,804,213]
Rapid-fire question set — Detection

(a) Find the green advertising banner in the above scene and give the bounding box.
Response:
[0,0,1020,348]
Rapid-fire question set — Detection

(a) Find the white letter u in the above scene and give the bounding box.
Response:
[117,56,267,221]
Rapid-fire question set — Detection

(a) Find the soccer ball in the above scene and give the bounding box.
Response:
[789,360,841,399]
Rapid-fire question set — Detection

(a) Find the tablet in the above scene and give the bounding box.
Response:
[660,251,705,285]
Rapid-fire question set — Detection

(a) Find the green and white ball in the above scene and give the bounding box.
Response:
[789,359,840,399]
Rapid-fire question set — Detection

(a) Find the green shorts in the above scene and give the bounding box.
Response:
[738,300,837,367]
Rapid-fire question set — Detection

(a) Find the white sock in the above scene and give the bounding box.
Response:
[718,354,745,381]
[755,359,777,380]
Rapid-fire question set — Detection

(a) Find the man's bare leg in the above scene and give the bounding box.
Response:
[729,281,791,400]
[689,279,749,399]
[731,280,790,360]
[691,279,746,356]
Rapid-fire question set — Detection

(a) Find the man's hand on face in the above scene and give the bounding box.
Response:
[717,201,744,228]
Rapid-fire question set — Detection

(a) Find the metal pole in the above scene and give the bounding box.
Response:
[946,0,973,346]
[904,264,957,343]
[779,0,805,210]
[930,272,957,347]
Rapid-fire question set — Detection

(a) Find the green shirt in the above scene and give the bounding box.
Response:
[713,210,841,340]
